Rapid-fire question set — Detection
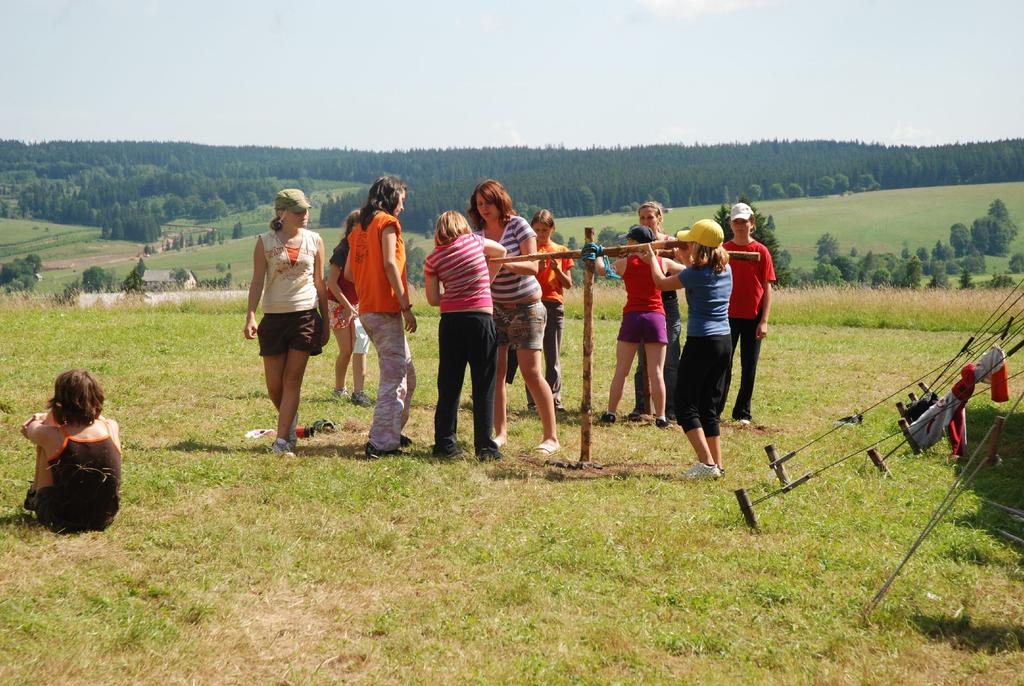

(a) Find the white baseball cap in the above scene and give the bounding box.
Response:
[730,203,753,221]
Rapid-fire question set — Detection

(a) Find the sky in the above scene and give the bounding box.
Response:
[2,0,1021,151]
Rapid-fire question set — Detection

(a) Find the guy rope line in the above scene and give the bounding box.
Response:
[735,345,1024,530]
[865,383,1024,614]
[927,279,1024,389]
[765,364,1024,494]
[750,430,909,508]
[929,308,1024,393]
[778,295,1024,462]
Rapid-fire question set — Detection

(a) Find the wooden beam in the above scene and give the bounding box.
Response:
[488,240,761,265]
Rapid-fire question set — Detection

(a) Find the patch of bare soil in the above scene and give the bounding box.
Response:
[509,452,680,480]
[44,249,144,271]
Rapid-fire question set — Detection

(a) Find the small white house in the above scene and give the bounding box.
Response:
[142,269,197,291]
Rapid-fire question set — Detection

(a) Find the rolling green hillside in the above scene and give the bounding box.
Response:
[554,181,1024,271]
[4,181,1024,293]
[0,218,143,267]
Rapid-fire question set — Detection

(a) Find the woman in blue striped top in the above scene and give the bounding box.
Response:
[470,179,560,456]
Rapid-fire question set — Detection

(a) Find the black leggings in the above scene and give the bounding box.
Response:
[435,312,498,454]
[675,334,732,437]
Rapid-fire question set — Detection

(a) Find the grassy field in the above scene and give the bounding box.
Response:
[32,229,438,294]
[0,289,1021,684]
[0,218,141,263]
[553,181,1024,271]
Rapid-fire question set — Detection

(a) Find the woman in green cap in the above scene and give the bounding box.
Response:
[244,189,330,457]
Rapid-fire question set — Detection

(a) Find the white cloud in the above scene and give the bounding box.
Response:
[479,12,502,34]
[635,0,776,20]
[889,122,934,145]
[489,121,525,146]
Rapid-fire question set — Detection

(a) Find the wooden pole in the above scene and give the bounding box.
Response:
[488,240,761,265]
[580,227,595,465]
[735,489,759,530]
[867,447,892,477]
[765,444,792,487]
[898,418,922,454]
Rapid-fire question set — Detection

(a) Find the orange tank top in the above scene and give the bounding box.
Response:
[348,211,407,314]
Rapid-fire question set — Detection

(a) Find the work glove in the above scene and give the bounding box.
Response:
[580,242,604,261]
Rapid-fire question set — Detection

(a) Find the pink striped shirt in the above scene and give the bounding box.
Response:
[424,233,493,313]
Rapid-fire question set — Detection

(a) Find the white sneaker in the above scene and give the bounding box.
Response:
[333,388,350,400]
[737,418,752,426]
[682,462,721,480]
[271,438,295,457]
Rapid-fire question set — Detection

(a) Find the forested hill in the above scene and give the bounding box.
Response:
[1,139,1023,238]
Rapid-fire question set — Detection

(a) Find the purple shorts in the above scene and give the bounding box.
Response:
[617,311,668,345]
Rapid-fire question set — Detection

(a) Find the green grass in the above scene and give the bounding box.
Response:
[0,218,122,261]
[0,290,1021,684]
[554,181,1024,270]
[33,229,435,294]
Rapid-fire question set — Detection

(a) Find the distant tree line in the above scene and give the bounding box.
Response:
[11,169,275,242]
[3,139,1024,239]
[801,199,1021,289]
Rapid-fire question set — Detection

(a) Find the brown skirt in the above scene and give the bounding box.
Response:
[258,308,323,356]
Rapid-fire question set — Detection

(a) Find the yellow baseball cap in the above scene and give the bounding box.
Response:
[675,219,724,248]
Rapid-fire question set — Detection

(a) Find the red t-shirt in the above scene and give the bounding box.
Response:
[622,255,665,315]
[723,239,775,319]
[536,241,574,304]
[326,270,359,305]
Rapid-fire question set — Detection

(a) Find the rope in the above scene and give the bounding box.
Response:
[865,385,1024,614]
[784,307,1024,459]
[750,430,908,507]
[750,365,1024,509]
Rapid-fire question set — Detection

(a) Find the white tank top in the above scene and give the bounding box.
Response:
[260,229,319,313]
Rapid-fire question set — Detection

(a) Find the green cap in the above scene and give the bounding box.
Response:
[274,188,311,212]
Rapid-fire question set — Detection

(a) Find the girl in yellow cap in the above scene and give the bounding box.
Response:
[644,219,732,479]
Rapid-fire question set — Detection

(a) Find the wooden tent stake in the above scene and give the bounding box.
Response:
[898,418,922,454]
[765,444,792,486]
[895,401,907,418]
[867,447,892,476]
[735,489,759,530]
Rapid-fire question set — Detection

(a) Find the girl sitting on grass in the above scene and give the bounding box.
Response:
[595,225,686,429]
[645,219,733,479]
[423,210,507,459]
[21,369,122,532]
